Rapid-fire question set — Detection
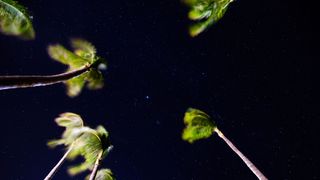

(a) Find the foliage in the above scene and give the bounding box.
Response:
[48,112,113,177]
[47,112,84,148]
[181,108,268,179]
[183,0,233,37]
[86,169,115,180]
[0,0,35,39]
[182,108,217,143]
[48,39,107,97]
[67,125,112,176]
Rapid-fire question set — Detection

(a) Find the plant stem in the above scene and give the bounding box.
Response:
[89,150,103,180]
[0,65,90,90]
[44,144,74,180]
[214,128,268,180]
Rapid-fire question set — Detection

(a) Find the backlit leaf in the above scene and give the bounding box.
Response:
[71,38,96,61]
[47,112,84,148]
[182,108,217,143]
[86,69,104,90]
[67,126,111,176]
[55,112,84,128]
[47,112,114,179]
[0,0,35,39]
[47,44,89,70]
[85,169,115,180]
[183,0,233,37]
[64,73,87,97]
[47,39,107,97]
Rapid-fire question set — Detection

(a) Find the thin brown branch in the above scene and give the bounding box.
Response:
[0,65,90,90]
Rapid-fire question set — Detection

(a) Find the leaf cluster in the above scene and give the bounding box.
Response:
[0,0,35,39]
[182,108,217,143]
[86,169,115,180]
[48,39,107,97]
[183,0,233,37]
[67,126,111,176]
[47,112,84,148]
[48,112,114,178]
[1,2,107,97]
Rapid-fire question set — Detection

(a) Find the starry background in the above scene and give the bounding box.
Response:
[0,0,317,179]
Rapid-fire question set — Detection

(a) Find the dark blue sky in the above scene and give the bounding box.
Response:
[0,0,317,179]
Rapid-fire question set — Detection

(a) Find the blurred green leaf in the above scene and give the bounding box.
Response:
[68,126,111,176]
[182,108,217,143]
[47,44,89,70]
[47,112,84,148]
[47,39,107,97]
[65,73,87,97]
[183,0,233,37]
[48,112,113,178]
[86,70,104,90]
[71,38,97,60]
[55,112,84,127]
[0,0,35,39]
[85,169,115,180]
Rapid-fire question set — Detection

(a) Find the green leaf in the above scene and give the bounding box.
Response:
[64,69,104,97]
[183,0,233,37]
[47,112,114,179]
[47,39,107,97]
[188,8,212,20]
[95,169,115,180]
[47,44,89,70]
[182,108,217,143]
[67,126,111,176]
[47,112,84,148]
[71,38,97,61]
[55,112,84,128]
[189,21,212,37]
[64,73,87,97]
[85,169,115,180]
[96,126,109,138]
[86,69,104,90]
[47,139,65,148]
[0,0,35,39]
[95,125,112,159]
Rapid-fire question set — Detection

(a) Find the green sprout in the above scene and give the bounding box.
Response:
[0,0,35,39]
[0,39,107,97]
[183,0,234,37]
[182,108,268,180]
[44,112,113,180]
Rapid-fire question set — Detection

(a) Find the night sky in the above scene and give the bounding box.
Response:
[0,0,317,179]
